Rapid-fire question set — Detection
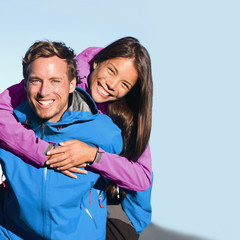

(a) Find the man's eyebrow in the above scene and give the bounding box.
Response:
[49,77,62,80]
[28,76,41,80]
[29,76,62,80]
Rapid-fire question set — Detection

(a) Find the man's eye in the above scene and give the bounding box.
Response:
[30,79,40,83]
[52,80,60,83]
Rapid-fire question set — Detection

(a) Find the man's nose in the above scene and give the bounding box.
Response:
[39,82,50,96]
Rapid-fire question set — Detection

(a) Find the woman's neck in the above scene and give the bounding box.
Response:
[95,101,109,116]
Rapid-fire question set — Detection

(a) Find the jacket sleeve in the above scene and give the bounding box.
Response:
[0,80,49,167]
[87,144,152,191]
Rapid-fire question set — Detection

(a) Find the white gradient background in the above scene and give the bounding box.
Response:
[0,1,239,240]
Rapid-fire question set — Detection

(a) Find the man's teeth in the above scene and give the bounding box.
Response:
[38,100,54,105]
[98,86,109,96]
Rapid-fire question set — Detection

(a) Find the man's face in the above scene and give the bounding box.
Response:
[25,56,76,123]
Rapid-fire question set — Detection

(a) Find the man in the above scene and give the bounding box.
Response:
[0,41,123,239]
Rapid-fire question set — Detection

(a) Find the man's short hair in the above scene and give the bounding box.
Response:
[22,41,77,82]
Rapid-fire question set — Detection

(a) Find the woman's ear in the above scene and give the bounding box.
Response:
[93,62,98,70]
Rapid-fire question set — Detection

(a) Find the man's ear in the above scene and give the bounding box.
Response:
[69,77,76,93]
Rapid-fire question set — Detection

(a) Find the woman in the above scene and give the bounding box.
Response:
[0,37,153,239]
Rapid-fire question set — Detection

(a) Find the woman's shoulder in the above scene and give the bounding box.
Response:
[75,47,103,77]
[75,47,103,93]
[76,47,103,62]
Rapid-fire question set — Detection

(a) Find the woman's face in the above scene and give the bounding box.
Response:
[90,57,138,103]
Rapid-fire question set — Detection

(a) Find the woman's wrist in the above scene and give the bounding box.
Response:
[88,146,98,165]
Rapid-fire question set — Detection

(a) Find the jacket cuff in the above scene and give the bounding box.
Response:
[92,147,105,164]
[43,142,56,167]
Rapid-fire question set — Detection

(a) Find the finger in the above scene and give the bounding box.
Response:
[75,163,88,168]
[51,161,74,169]
[46,153,67,165]
[61,170,77,179]
[59,140,78,146]
[57,162,88,171]
[47,146,67,156]
[68,167,88,174]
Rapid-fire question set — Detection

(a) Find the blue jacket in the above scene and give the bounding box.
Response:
[0,87,123,240]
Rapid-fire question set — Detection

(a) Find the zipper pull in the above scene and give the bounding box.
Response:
[41,123,45,139]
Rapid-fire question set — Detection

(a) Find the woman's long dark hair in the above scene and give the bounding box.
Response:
[91,37,153,161]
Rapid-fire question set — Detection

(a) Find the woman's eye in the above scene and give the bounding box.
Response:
[122,82,130,89]
[108,67,114,74]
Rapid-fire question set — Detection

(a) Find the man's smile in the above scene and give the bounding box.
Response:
[36,99,55,109]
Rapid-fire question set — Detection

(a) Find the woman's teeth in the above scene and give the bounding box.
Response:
[98,85,109,96]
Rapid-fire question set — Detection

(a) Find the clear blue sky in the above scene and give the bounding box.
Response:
[0,1,239,239]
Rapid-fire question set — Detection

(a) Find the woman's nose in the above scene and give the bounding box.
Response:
[106,78,117,91]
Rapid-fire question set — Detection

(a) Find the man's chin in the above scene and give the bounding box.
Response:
[36,112,61,123]
[34,110,52,121]
[37,114,50,122]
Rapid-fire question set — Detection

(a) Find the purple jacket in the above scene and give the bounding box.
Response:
[0,47,152,191]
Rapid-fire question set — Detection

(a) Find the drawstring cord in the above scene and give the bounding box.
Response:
[89,188,104,208]
[99,194,104,208]
[89,188,92,204]
[77,76,86,83]
[1,177,5,188]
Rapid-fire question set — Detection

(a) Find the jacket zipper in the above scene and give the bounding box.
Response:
[41,123,48,239]
[41,123,45,139]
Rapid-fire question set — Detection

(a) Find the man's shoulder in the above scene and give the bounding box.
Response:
[91,114,123,154]
[95,114,121,133]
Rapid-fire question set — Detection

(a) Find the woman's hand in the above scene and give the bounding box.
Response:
[45,139,97,172]
[61,168,87,179]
